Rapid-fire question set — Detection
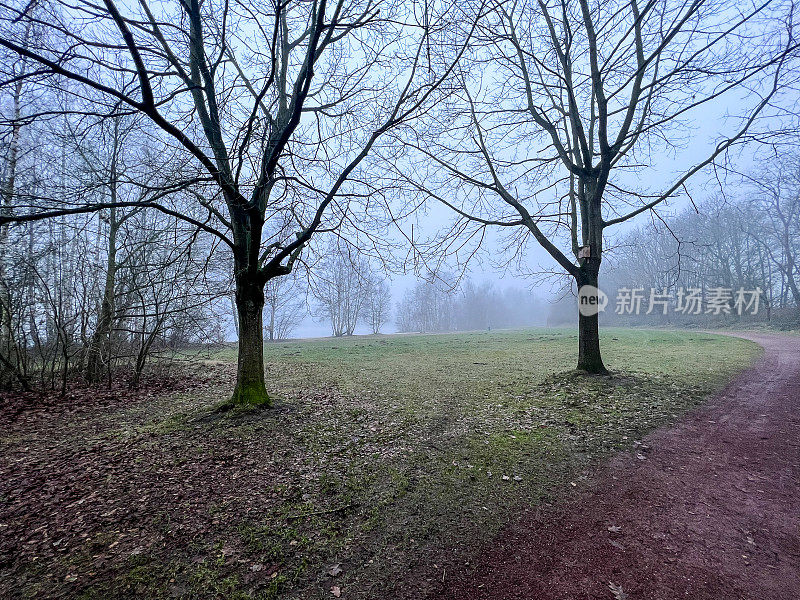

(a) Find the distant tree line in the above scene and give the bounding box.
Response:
[601,154,800,327]
[396,278,545,333]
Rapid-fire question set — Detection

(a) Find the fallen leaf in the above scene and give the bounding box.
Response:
[608,525,622,533]
[331,585,342,597]
[328,563,342,577]
[608,581,628,599]
[609,539,626,551]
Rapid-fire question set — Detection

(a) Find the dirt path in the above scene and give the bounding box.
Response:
[438,333,800,600]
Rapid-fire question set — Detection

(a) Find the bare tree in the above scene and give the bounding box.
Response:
[604,198,777,322]
[398,0,797,372]
[396,276,457,332]
[69,114,149,382]
[0,0,482,404]
[745,153,800,308]
[0,15,36,387]
[117,209,223,387]
[456,280,499,330]
[0,84,232,391]
[264,275,306,341]
[313,248,370,337]
[362,275,392,334]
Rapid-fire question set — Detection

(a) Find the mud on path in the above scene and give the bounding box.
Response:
[438,333,800,600]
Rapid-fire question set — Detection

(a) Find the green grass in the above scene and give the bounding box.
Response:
[1,328,761,600]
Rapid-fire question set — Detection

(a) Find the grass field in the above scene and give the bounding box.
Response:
[0,329,761,599]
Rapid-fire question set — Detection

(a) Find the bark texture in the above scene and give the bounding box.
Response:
[231,275,269,406]
[576,261,607,374]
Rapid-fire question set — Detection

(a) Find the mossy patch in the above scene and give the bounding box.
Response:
[228,382,272,409]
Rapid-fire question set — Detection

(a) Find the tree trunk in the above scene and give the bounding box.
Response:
[782,224,800,310]
[785,262,800,309]
[0,67,24,381]
[267,301,275,341]
[576,265,608,374]
[231,275,270,406]
[86,215,117,382]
